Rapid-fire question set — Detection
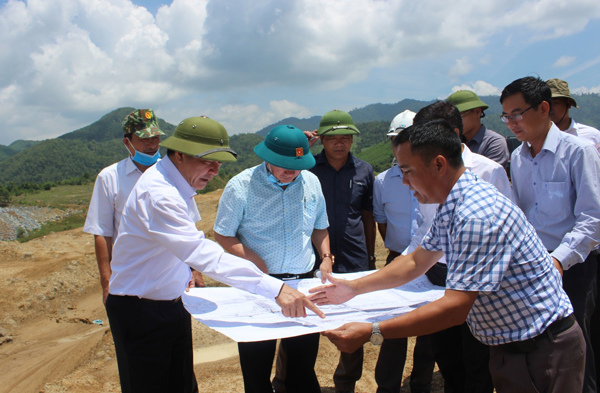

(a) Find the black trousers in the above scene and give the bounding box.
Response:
[105,294,199,393]
[563,253,598,393]
[238,333,321,393]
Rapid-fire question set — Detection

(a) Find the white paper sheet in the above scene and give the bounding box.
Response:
[183,271,444,342]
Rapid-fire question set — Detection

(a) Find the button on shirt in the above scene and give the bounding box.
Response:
[421,171,573,345]
[373,165,421,253]
[109,157,283,301]
[214,163,329,275]
[310,152,374,273]
[84,157,142,241]
[511,124,600,270]
[466,125,510,169]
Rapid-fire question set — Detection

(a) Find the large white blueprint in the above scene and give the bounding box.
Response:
[183,271,445,342]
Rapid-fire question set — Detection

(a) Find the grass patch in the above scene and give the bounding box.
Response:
[13,183,94,209]
[17,213,87,243]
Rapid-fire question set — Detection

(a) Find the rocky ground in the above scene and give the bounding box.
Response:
[0,189,444,393]
[0,206,81,241]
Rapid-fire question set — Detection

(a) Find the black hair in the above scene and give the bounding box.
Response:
[411,100,465,142]
[500,76,552,112]
[394,119,463,169]
[166,149,176,157]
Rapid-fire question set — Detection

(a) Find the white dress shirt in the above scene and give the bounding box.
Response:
[564,119,600,154]
[511,123,600,270]
[84,157,142,241]
[109,156,283,301]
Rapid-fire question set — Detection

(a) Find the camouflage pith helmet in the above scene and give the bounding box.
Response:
[547,78,579,108]
[317,109,360,136]
[159,116,237,162]
[446,90,489,113]
[122,109,165,138]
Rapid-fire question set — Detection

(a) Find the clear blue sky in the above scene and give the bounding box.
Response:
[1,0,599,145]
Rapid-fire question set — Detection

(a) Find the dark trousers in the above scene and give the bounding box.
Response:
[563,253,598,393]
[591,253,600,388]
[105,294,199,393]
[426,263,494,393]
[489,318,585,393]
[238,333,320,393]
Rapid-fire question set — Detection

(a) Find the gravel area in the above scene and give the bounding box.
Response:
[0,206,80,241]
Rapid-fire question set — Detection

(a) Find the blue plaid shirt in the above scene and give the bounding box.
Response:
[422,171,573,345]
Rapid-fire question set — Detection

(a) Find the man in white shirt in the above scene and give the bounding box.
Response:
[84,109,166,304]
[105,116,324,393]
[503,76,600,393]
[547,78,600,154]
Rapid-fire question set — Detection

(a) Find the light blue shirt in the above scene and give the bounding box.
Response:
[214,163,329,274]
[373,165,421,253]
[422,171,573,345]
[511,124,600,270]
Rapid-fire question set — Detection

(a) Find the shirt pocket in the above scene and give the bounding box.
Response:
[538,181,570,217]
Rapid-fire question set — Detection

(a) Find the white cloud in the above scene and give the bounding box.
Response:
[554,55,576,67]
[571,84,600,94]
[1,0,600,144]
[451,81,501,96]
[449,57,473,78]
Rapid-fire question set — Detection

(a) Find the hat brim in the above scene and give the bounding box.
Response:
[254,142,315,170]
[551,94,579,108]
[453,102,489,113]
[317,126,360,136]
[160,136,237,162]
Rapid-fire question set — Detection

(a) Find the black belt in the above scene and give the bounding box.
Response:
[498,314,576,353]
[270,272,314,281]
[109,294,182,306]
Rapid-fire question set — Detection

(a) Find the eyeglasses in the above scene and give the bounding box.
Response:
[500,106,534,123]
[460,109,474,117]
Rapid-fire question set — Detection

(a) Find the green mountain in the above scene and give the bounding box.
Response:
[2,94,600,186]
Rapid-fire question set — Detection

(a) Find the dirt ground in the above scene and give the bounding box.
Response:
[0,189,444,393]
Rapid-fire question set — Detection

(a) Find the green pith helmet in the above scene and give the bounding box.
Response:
[160,116,237,162]
[254,125,315,170]
[122,109,166,138]
[547,78,579,108]
[446,90,489,112]
[316,109,360,136]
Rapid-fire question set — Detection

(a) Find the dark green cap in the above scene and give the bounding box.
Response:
[160,116,237,162]
[254,125,315,170]
[547,78,579,108]
[446,90,489,112]
[317,110,360,136]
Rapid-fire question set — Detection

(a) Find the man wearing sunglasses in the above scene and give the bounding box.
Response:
[502,76,600,393]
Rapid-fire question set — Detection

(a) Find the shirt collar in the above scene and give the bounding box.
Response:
[159,155,198,201]
[470,125,486,145]
[125,156,143,175]
[437,170,476,226]
[461,144,474,170]
[519,123,560,159]
[315,151,356,169]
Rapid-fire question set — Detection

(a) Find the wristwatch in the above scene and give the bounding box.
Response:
[322,253,335,265]
[370,322,384,345]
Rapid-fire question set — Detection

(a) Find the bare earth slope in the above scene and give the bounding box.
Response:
[0,189,443,393]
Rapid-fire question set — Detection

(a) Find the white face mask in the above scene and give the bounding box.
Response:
[126,139,161,166]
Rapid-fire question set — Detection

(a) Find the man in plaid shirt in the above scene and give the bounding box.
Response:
[310,119,585,393]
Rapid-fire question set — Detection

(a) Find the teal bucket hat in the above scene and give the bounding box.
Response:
[254,125,315,170]
[160,116,237,162]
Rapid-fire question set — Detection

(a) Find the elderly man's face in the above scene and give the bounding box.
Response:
[174,152,222,190]
[268,164,300,184]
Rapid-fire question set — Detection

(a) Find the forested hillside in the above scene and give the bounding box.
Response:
[1,94,599,187]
